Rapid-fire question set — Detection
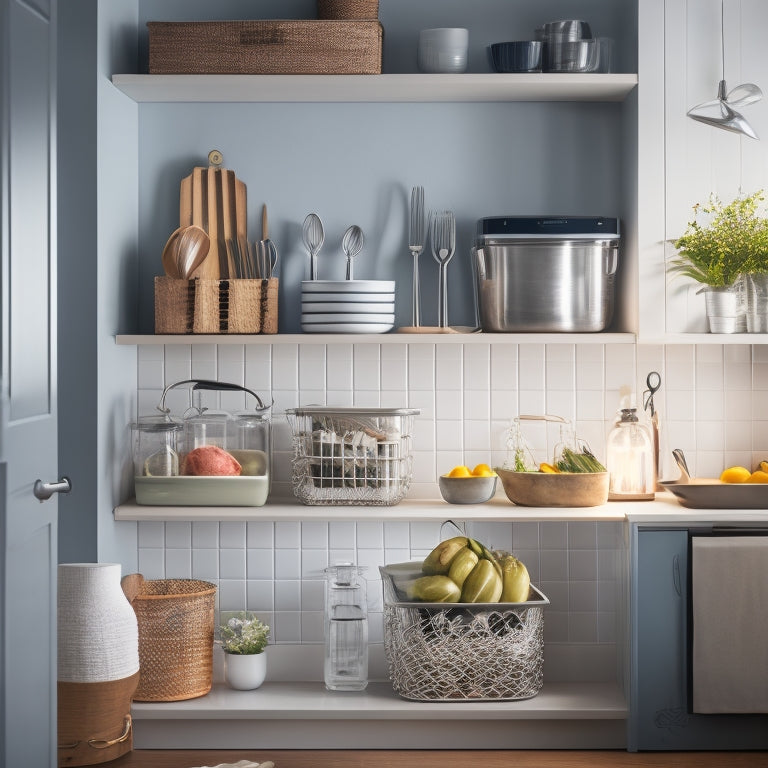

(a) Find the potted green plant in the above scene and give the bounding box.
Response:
[219,611,270,690]
[669,190,768,332]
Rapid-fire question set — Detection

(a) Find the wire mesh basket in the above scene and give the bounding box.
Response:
[380,562,548,701]
[285,407,419,505]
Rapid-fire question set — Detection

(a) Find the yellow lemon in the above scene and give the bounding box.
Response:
[447,465,472,478]
[746,470,768,484]
[471,463,495,477]
[539,463,560,474]
[719,466,751,483]
[760,460,768,473]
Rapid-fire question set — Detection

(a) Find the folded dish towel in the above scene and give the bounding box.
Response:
[692,535,768,713]
[195,761,274,768]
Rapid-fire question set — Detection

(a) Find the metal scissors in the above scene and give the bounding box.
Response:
[643,371,661,417]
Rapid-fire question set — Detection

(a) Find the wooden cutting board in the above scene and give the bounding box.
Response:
[179,152,247,279]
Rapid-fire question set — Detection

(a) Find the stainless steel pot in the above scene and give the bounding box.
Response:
[472,216,619,333]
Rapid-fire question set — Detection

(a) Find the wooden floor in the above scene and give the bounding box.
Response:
[112,749,768,768]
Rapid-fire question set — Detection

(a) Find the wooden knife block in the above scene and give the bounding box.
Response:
[154,276,279,334]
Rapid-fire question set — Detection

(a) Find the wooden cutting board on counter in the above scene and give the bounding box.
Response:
[179,150,247,280]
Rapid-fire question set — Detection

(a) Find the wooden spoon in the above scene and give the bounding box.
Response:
[176,225,211,279]
[161,227,183,278]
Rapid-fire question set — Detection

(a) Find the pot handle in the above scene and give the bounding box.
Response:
[605,249,618,276]
[156,378,267,413]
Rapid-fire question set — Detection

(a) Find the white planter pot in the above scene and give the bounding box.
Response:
[223,650,267,690]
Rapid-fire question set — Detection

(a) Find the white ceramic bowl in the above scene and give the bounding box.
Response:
[302,280,395,294]
[302,292,396,304]
[302,321,395,333]
[438,474,498,504]
[302,301,395,313]
[301,312,395,323]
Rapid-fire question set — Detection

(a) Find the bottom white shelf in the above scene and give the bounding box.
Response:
[131,680,627,750]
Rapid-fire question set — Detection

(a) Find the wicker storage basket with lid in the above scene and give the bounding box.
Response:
[121,574,216,701]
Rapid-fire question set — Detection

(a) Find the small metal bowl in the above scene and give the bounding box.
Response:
[543,19,592,42]
[438,474,498,505]
[489,41,543,73]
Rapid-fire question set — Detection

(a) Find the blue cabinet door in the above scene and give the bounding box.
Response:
[630,529,768,751]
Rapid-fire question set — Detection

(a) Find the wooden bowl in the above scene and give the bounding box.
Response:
[496,468,609,507]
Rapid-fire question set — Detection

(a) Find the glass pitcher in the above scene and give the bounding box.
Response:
[324,564,368,691]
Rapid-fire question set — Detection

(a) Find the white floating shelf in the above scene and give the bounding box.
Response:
[116,332,636,345]
[114,496,636,523]
[111,72,638,104]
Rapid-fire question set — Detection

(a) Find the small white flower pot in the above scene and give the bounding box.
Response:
[223,650,267,690]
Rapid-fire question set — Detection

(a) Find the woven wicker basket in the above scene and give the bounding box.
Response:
[154,276,278,335]
[317,0,379,19]
[121,575,216,702]
[148,20,383,75]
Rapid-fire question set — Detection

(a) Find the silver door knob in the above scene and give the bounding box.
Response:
[33,476,71,502]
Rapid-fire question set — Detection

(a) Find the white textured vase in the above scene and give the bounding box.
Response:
[58,563,140,683]
[223,651,267,690]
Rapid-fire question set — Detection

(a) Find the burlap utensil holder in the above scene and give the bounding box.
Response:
[154,276,278,334]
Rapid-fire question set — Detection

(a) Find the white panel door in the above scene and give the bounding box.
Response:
[1,0,59,766]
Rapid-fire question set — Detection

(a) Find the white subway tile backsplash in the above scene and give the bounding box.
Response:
[219,522,246,549]
[301,521,328,549]
[301,549,328,579]
[138,521,164,548]
[245,345,272,392]
[192,549,219,581]
[165,521,192,549]
[326,344,353,390]
[192,522,219,549]
[137,548,165,579]
[275,521,301,548]
[247,548,274,580]
[247,521,274,548]
[165,548,191,579]
[275,580,301,611]
[274,548,300,581]
[220,548,247,580]
[247,579,274,611]
[274,612,302,643]
[219,579,247,612]
[127,341,768,663]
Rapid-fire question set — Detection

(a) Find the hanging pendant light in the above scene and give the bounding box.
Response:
[687,0,762,140]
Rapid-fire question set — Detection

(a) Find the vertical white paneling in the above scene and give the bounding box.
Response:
[662,0,768,334]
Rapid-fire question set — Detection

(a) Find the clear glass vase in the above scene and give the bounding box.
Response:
[324,564,368,691]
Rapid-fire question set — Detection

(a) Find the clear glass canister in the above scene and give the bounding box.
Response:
[131,416,182,477]
[227,407,272,482]
[606,408,655,500]
[183,408,229,452]
[324,564,368,691]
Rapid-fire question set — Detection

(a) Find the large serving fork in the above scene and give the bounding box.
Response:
[408,186,426,326]
[431,210,456,328]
